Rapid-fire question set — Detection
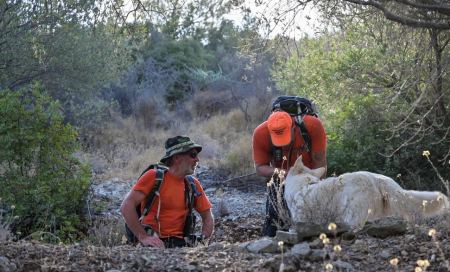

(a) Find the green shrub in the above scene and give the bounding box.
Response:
[0,85,91,242]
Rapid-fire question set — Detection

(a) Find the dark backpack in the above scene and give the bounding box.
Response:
[271,95,318,153]
[124,164,200,243]
[272,95,318,118]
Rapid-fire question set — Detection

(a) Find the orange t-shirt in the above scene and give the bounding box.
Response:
[133,170,212,238]
[252,115,327,170]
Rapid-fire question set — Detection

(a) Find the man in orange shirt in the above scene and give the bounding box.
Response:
[252,96,327,237]
[121,136,214,248]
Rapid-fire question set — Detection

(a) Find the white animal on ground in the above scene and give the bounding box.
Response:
[283,156,450,228]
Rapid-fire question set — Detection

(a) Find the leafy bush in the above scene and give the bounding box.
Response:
[326,94,392,175]
[272,28,449,192]
[0,85,90,242]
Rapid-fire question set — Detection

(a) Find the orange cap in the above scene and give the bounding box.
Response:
[268,111,293,146]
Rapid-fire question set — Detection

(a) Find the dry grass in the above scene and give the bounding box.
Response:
[266,172,293,230]
[0,203,14,243]
[85,106,260,180]
[80,94,278,184]
[0,220,12,243]
[192,109,256,175]
[87,217,126,247]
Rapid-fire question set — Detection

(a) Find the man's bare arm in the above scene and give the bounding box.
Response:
[255,164,275,177]
[120,190,165,247]
[311,150,327,179]
[198,209,214,238]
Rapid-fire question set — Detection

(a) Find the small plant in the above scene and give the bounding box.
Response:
[427,228,450,270]
[422,150,449,197]
[267,165,293,230]
[0,200,15,242]
[318,223,343,272]
[87,217,126,247]
[0,86,91,242]
[389,257,399,271]
[278,241,285,272]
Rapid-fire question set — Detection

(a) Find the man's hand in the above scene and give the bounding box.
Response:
[139,235,165,248]
[255,164,276,177]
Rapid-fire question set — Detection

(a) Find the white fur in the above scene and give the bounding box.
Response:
[284,156,450,228]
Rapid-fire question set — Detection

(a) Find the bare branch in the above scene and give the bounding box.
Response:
[395,0,450,15]
[344,0,450,29]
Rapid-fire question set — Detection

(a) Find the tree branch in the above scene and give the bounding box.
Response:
[344,0,450,29]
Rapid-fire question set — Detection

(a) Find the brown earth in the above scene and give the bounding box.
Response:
[1,214,450,272]
[1,172,449,272]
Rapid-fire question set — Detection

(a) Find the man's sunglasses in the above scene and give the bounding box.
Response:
[184,150,198,159]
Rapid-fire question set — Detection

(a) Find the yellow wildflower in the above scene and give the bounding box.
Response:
[333,245,342,253]
[328,223,337,231]
[390,258,399,266]
[428,229,436,237]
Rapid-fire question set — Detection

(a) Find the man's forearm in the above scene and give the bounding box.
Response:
[200,210,214,238]
[120,200,148,241]
[311,150,327,179]
[255,164,275,177]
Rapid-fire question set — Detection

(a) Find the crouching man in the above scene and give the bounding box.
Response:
[120,136,214,248]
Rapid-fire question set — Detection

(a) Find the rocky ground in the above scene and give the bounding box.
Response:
[1,166,449,272]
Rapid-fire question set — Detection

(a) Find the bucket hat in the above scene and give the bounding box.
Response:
[160,136,202,163]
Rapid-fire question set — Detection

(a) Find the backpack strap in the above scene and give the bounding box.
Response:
[141,167,165,219]
[184,177,194,212]
[182,176,202,238]
[139,163,168,178]
[295,116,311,152]
[185,175,202,198]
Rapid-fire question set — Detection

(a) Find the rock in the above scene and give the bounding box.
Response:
[364,217,407,238]
[238,241,251,251]
[204,187,216,194]
[212,200,230,218]
[246,238,279,253]
[275,230,299,245]
[185,264,197,271]
[289,242,311,257]
[334,260,354,271]
[341,231,356,240]
[418,246,428,253]
[308,249,325,261]
[207,242,225,251]
[294,222,324,240]
[379,249,391,259]
[0,256,17,272]
[293,222,351,241]
[309,238,323,249]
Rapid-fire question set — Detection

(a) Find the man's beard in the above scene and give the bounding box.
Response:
[187,163,198,175]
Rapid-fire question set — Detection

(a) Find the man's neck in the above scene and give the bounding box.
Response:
[168,167,186,180]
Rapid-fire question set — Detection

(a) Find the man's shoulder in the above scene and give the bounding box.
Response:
[253,121,269,136]
[303,114,322,123]
[303,115,324,130]
[136,168,158,184]
[189,176,205,190]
